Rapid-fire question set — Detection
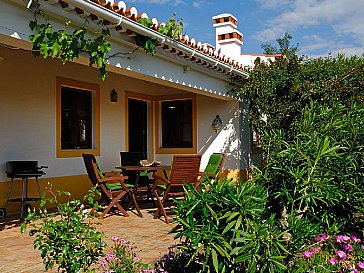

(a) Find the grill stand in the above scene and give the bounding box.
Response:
[5,175,42,219]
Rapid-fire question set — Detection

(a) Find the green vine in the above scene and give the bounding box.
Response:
[28,9,183,79]
[29,11,111,80]
[137,13,184,55]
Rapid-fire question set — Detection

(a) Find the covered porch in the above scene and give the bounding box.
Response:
[0,35,249,215]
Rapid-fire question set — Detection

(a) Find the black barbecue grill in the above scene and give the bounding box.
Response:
[5,161,47,218]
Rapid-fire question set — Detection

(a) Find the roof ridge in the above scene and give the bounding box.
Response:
[88,0,245,71]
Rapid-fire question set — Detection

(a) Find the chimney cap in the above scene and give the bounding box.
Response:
[212,13,237,21]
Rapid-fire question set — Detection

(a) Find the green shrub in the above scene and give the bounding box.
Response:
[258,102,364,233]
[21,184,105,273]
[171,179,287,273]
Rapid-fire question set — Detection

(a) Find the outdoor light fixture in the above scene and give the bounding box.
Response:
[212,115,223,132]
[23,0,40,11]
[110,89,118,103]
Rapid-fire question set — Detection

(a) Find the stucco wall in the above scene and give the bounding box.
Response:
[155,95,249,173]
[0,44,248,180]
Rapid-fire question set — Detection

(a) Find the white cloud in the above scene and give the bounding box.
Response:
[300,35,364,57]
[255,0,291,10]
[192,1,202,8]
[129,0,184,5]
[253,0,364,57]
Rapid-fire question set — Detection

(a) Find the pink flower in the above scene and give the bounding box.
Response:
[303,251,313,258]
[351,269,358,273]
[105,253,115,260]
[310,247,320,253]
[315,232,328,242]
[329,258,338,265]
[343,243,353,251]
[343,235,351,242]
[357,262,364,269]
[336,235,345,243]
[337,250,347,260]
[120,238,126,245]
[351,235,361,243]
[111,236,119,242]
[134,256,140,261]
[101,260,107,268]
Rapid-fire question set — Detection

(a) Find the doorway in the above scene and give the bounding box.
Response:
[128,98,148,158]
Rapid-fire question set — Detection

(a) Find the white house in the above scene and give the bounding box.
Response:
[0,0,273,214]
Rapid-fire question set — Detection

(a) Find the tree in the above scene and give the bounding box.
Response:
[261,32,299,57]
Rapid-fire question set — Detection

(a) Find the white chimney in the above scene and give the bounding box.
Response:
[212,13,243,60]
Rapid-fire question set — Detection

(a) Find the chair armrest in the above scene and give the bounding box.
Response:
[198,172,215,178]
[152,173,170,185]
[105,171,120,177]
[99,176,128,184]
[151,173,171,191]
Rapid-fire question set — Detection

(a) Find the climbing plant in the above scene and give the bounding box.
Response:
[137,13,184,55]
[28,6,183,79]
[29,11,111,80]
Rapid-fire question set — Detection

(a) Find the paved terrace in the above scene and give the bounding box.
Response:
[0,208,177,273]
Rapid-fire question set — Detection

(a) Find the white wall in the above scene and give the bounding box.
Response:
[239,55,276,68]
[155,96,250,171]
[0,44,250,183]
[0,0,234,99]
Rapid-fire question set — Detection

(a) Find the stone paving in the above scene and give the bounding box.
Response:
[0,207,177,273]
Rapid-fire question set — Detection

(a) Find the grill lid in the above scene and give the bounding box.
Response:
[6,161,47,178]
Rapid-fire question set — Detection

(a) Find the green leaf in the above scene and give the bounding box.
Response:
[211,248,219,273]
[20,223,27,233]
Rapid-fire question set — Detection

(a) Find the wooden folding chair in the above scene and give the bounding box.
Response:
[82,153,142,218]
[151,154,201,224]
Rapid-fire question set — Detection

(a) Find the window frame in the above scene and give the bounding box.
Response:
[56,77,100,158]
[155,93,197,154]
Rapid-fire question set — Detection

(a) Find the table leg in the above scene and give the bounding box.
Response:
[20,178,25,219]
[35,177,42,196]
[5,179,14,211]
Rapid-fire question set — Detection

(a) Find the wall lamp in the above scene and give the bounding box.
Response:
[23,0,40,11]
[212,115,223,132]
[110,89,118,103]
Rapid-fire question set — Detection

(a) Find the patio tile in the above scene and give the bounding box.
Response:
[0,208,177,272]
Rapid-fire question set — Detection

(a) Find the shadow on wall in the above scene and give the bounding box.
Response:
[199,101,250,181]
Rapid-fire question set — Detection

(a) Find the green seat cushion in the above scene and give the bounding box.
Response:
[139,170,148,177]
[157,184,166,191]
[204,154,223,175]
[156,184,185,193]
[105,182,134,191]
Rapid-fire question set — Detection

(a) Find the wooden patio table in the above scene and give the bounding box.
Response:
[115,165,170,183]
[115,165,171,212]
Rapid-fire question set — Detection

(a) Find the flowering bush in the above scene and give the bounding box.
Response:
[100,236,153,273]
[292,232,364,273]
[20,184,105,273]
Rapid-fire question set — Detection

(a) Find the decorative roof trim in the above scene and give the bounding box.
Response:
[46,0,248,80]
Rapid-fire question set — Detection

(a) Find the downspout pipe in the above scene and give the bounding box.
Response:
[61,0,249,79]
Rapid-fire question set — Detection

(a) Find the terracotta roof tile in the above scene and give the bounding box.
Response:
[46,0,247,76]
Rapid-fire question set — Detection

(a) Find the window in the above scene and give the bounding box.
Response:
[156,94,196,154]
[56,78,100,157]
[161,100,192,148]
[61,87,92,149]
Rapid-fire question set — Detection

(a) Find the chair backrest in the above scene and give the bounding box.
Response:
[82,153,100,186]
[120,152,145,166]
[204,153,225,176]
[169,155,201,185]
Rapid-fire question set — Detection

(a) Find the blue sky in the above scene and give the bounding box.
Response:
[125,0,364,58]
